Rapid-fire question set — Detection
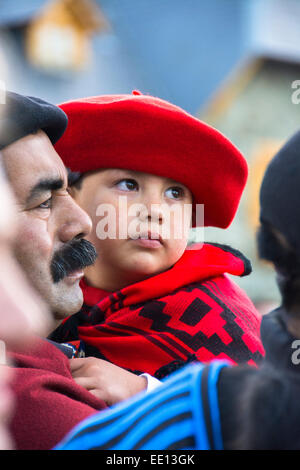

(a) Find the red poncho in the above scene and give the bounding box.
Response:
[50,243,265,378]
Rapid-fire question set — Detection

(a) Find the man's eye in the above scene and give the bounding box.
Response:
[38,197,52,209]
[165,187,184,200]
[116,179,139,191]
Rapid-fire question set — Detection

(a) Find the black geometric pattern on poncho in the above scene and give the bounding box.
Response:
[134,282,263,365]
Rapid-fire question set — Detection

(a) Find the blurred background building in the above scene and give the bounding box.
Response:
[1,0,300,311]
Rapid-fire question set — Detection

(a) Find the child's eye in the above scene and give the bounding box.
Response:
[116,179,139,191]
[37,197,52,209]
[165,187,184,200]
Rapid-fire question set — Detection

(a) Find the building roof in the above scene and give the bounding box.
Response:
[0,0,49,26]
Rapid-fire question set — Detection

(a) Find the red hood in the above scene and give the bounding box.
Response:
[81,242,251,308]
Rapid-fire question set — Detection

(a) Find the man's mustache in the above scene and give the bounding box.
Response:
[51,239,97,284]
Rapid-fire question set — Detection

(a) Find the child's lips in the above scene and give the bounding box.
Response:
[133,238,162,249]
[130,232,164,249]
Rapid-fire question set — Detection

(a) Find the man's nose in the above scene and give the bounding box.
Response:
[58,195,93,243]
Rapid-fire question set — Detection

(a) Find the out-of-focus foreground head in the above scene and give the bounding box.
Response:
[0,155,51,450]
[0,156,50,347]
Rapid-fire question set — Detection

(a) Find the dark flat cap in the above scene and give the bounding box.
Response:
[260,129,300,254]
[0,91,68,150]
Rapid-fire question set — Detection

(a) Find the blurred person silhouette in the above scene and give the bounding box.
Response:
[0,157,50,449]
[0,91,152,450]
[54,129,300,450]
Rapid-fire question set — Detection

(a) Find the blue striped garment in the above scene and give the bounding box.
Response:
[54,360,229,450]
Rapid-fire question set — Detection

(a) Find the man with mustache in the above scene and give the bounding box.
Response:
[1,92,96,323]
[0,91,149,450]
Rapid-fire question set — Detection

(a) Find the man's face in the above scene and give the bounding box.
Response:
[73,168,193,290]
[1,130,96,322]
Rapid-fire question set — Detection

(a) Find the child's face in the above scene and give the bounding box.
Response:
[73,168,193,290]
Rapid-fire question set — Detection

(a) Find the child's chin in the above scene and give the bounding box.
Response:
[127,261,166,280]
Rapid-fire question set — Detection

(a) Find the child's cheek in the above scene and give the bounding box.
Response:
[167,237,189,266]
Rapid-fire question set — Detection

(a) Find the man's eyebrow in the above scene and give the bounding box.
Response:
[26,178,64,204]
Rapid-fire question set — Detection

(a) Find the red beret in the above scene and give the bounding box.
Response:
[55,91,247,228]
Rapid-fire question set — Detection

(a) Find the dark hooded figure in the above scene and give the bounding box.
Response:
[219,129,300,450]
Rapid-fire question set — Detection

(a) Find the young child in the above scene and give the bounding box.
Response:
[50,91,264,379]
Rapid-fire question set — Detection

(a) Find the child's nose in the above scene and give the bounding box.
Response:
[137,204,164,224]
